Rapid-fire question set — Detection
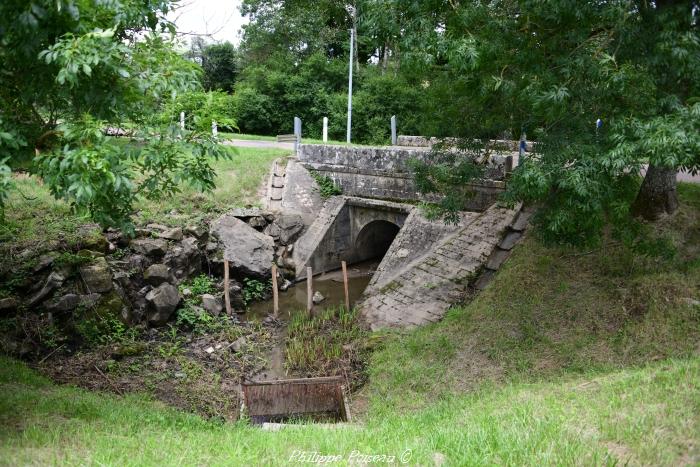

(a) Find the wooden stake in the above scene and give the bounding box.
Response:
[306,266,313,313]
[271,264,279,317]
[224,259,232,316]
[341,261,350,311]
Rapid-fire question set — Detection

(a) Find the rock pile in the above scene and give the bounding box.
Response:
[1,209,307,336]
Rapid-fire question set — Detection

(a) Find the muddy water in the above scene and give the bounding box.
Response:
[247,260,378,322]
[246,260,377,382]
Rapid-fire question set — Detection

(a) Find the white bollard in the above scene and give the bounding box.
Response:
[212,121,218,137]
[294,116,302,153]
[391,115,397,145]
[323,117,328,143]
[180,112,185,130]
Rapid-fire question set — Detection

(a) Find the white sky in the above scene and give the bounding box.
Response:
[168,0,248,46]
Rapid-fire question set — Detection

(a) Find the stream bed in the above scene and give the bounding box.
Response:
[246,260,378,381]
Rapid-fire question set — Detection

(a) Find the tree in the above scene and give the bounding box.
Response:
[201,42,238,92]
[0,0,228,230]
[401,0,700,244]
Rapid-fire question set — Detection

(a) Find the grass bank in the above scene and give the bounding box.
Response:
[1,185,698,464]
[1,355,697,465]
[0,146,287,260]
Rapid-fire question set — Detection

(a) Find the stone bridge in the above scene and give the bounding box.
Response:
[269,138,527,328]
[292,197,410,280]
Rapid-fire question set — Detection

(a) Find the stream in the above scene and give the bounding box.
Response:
[246,260,378,381]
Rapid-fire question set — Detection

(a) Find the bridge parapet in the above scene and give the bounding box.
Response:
[298,144,508,211]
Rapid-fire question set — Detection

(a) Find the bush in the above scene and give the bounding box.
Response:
[230,87,275,135]
[162,91,238,133]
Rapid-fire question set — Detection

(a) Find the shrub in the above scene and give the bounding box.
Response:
[162,91,238,133]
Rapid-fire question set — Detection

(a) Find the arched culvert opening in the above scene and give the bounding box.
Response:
[354,220,400,263]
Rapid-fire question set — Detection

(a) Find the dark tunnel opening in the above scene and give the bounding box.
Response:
[354,220,401,263]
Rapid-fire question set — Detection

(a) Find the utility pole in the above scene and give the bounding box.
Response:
[346,26,354,144]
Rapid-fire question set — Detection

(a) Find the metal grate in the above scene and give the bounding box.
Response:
[242,376,350,425]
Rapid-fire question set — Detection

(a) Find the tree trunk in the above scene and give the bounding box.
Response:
[631,165,679,221]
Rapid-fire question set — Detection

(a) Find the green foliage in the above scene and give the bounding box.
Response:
[75,310,129,347]
[411,144,485,225]
[0,0,229,229]
[179,275,216,296]
[394,0,700,244]
[241,278,270,306]
[201,42,238,92]
[229,87,275,135]
[175,300,231,335]
[309,169,342,198]
[37,116,230,231]
[53,252,92,269]
[162,91,238,133]
[286,306,364,374]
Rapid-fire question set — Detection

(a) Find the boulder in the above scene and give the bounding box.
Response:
[145,283,180,325]
[229,336,246,353]
[143,264,174,287]
[210,214,275,279]
[164,237,202,282]
[275,214,305,245]
[127,254,147,272]
[80,293,102,309]
[201,294,223,316]
[32,253,58,273]
[79,257,113,293]
[159,227,183,241]
[77,223,108,251]
[226,281,246,310]
[95,289,134,325]
[131,238,168,257]
[28,271,65,307]
[185,225,208,240]
[45,294,81,312]
[230,207,267,219]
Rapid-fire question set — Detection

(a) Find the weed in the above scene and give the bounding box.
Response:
[285,306,365,377]
[157,341,182,359]
[180,275,217,296]
[242,278,270,306]
[175,299,231,335]
[53,252,92,269]
[74,310,128,346]
[309,169,342,198]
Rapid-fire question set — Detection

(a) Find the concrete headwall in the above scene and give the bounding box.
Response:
[292,197,411,280]
[298,144,507,211]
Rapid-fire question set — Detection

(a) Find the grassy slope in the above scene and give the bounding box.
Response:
[1,357,697,465]
[1,185,698,465]
[0,147,287,255]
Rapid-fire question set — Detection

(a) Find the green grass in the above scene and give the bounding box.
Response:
[133,147,286,226]
[0,147,287,255]
[0,355,697,465]
[1,181,698,464]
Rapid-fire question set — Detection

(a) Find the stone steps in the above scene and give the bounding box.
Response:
[267,159,286,210]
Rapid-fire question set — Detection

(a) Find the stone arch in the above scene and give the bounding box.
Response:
[354,220,401,262]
